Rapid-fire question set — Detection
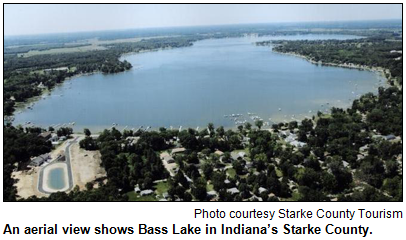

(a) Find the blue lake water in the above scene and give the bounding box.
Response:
[47,167,66,190]
[13,34,386,132]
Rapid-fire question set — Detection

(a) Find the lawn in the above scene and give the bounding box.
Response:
[227,168,236,178]
[154,181,169,195]
[19,44,106,57]
[126,191,157,201]
[275,168,283,178]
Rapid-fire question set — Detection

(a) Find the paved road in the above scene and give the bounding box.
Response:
[38,137,79,194]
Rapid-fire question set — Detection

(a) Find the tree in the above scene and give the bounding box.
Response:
[298,186,328,201]
[207,123,214,136]
[192,177,207,201]
[244,122,252,131]
[202,162,214,180]
[237,125,244,133]
[211,172,226,192]
[216,126,225,137]
[255,120,263,130]
[79,136,98,150]
[57,127,73,137]
[84,128,91,137]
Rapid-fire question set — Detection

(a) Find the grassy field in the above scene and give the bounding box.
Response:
[227,168,236,178]
[17,35,173,58]
[19,44,106,57]
[275,168,283,178]
[154,181,169,195]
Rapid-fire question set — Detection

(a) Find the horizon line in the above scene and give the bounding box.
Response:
[4,18,402,38]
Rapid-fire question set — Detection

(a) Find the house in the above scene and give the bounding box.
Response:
[37,82,46,89]
[163,155,175,164]
[38,131,52,139]
[290,140,306,148]
[359,145,369,153]
[384,134,396,141]
[30,153,51,167]
[227,187,240,195]
[171,147,186,156]
[207,190,217,199]
[134,186,141,193]
[214,150,224,156]
[248,195,263,201]
[242,137,250,146]
[140,189,154,196]
[231,152,246,161]
[126,136,140,146]
[50,133,59,142]
[285,134,298,143]
[185,175,193,183]
[258,187,268,194]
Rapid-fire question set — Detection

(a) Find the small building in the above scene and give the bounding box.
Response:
[207,190,218,199]
[30,153,51,167]
[359,145,369,153]
[214,150,224,156]
[126,136,140,146]
[37,82,46,89]
[140,189,154,196]
[163,155,175,164]
[227,187,240,195]
[258,187,268,194]
[285,134,298,143]
[171,147,186,156]
[384,134,396,141]
[185,175,193,183]
[290,140,306,148]
[50,133,59,142]
[38,131,52,139]
[242,137,250,145]
[231,152,246,161]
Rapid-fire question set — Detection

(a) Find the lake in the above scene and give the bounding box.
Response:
[13,34,386,132]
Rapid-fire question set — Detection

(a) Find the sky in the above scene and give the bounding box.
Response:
[4,4,403,36]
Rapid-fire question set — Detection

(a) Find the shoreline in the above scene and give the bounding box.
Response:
[272,49,392,84]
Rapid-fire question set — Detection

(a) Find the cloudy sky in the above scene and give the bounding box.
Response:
[4,4,402,36]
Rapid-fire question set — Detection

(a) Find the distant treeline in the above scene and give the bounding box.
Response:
[4,43,91,55]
